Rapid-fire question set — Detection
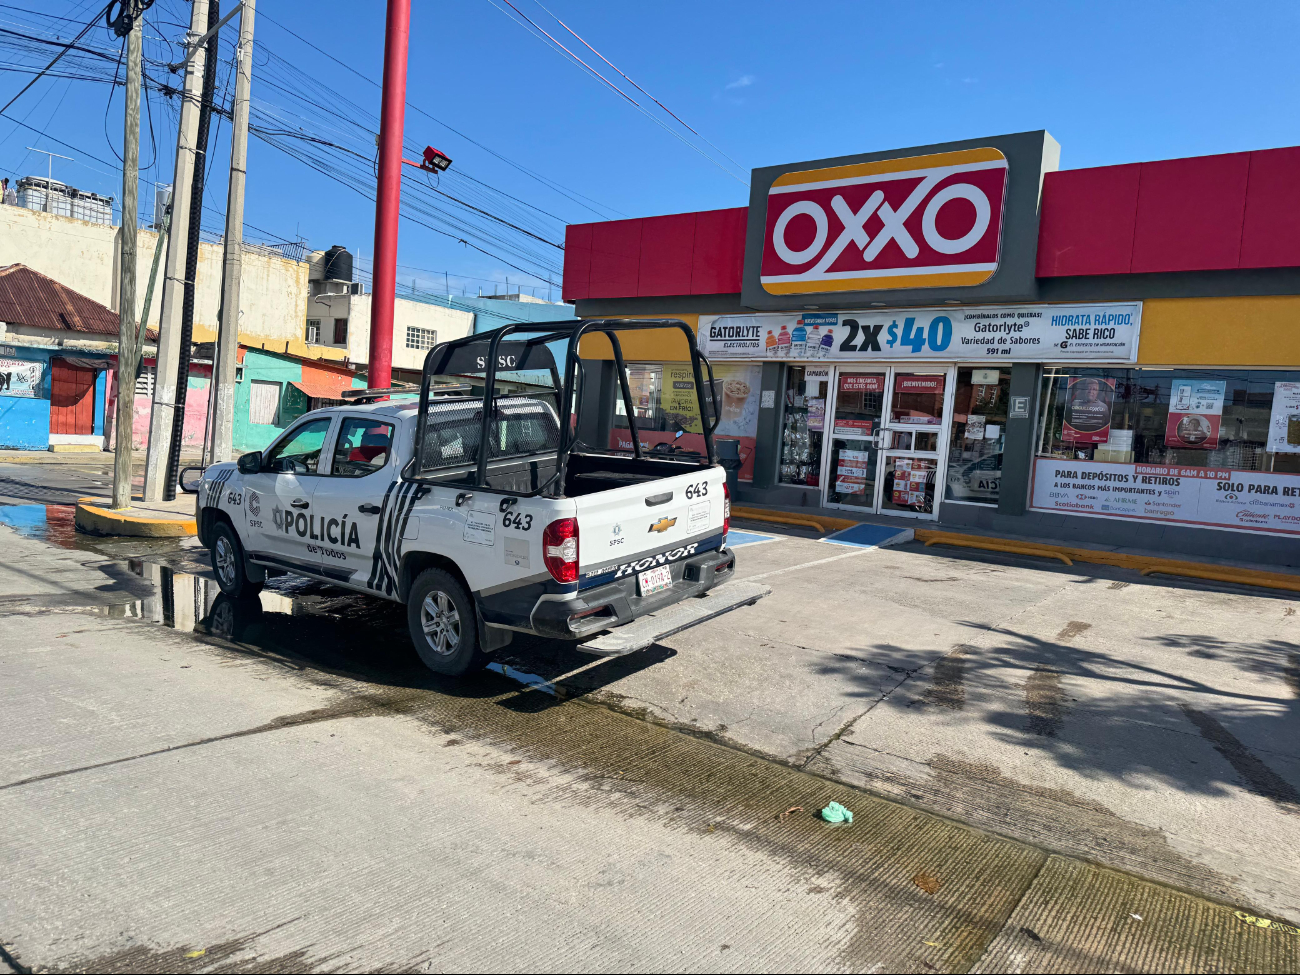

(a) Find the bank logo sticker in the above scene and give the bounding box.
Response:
[648,517,677,534]
[760,148,1008,295]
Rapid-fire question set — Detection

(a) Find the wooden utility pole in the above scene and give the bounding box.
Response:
[111,15,143,509]
[209,0,256,467]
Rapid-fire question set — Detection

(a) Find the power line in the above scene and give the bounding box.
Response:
[0,1,112,115]
[254,6,624,222]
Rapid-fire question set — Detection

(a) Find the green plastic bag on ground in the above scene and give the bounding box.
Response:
[820,801,853,824]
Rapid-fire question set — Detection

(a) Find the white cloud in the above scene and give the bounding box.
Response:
[725,75,755,90]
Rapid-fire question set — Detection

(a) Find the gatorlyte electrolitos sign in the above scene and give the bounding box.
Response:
[759,148,1009,295]
[698,302,1142,363]
[741,131,1058,310]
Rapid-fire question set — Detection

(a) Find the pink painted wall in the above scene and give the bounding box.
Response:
[106,359,210,451]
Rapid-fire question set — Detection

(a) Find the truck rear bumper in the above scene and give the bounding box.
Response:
[530,547,736,641]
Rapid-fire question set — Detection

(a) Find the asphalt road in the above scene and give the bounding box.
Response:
[1,496,1298,972]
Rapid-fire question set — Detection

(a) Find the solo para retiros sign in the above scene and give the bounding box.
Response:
[1031,459,1300,536]
[699,302,1141,362]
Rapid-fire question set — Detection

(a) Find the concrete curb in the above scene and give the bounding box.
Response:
[73,498,197,538]
[915,528,1300,594]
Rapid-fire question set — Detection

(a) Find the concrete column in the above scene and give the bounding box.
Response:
[209,0,256,466]
[997,362,1043,517]
[751,362,783,490]
[143,0,208,500]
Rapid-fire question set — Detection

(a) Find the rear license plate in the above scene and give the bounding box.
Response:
[637,565,673,596]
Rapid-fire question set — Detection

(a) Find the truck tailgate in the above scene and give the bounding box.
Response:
[574,466,726,578]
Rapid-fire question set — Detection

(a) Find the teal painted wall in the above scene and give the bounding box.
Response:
[232,349,302,453]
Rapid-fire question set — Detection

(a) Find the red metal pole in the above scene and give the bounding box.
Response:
[368,0,411,390]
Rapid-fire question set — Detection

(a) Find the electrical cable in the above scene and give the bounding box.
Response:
[0,0,112,114]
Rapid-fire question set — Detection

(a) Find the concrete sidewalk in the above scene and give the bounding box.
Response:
[0,527,1297,973]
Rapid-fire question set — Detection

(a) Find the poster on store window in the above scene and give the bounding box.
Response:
[0,357,43,398]
[1164,379,1225,450]
[662,364,702,434]
[891,458,929,506]
[835,448,871,496]
[1061,377,1116,444]
[610,363,761,480]
[1266,382,1300,454]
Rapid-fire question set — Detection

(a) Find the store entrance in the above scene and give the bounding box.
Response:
[820,365,954,519]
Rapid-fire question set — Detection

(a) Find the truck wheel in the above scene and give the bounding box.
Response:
[407,568,484,676]
[210,520,263,600]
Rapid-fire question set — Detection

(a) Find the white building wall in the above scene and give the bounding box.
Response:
[346,294,474,375]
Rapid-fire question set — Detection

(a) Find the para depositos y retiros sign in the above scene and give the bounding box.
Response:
[1031,459,1300,536]
[698,302,1141,362]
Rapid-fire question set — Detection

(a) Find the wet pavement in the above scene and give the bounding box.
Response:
[1,503,1299,972]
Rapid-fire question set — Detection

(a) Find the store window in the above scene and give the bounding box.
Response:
[1031,368,1300,535]
[612,362,760,479]
[945,367,1011,505]
[779,365,831,486]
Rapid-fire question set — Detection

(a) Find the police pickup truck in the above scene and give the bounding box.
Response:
[197,320,767,675]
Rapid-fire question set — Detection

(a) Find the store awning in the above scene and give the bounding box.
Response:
[289,379,351,401]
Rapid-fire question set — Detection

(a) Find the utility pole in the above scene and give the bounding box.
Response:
[368,0,412,391]
[208,0,256,467]
[162,0,220,500]
[143,0,209,501]
[111,18,143,509]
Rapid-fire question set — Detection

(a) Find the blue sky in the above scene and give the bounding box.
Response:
[2,0,1298,296]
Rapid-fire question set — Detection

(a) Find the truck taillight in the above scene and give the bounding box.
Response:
[543,518,579,584]
[723,480,731,541]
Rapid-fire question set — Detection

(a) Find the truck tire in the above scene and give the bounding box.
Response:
[407,568,484,676]
[210,520,263,600]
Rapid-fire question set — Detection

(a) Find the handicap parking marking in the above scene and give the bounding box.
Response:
[820,523,914,549]
[726,529,782,547]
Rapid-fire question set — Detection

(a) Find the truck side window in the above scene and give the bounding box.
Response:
[331,419,394,477]
[263,418,332,475]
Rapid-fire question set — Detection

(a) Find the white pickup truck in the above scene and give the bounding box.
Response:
[196,319,767,675]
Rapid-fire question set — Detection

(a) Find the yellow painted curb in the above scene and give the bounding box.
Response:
[48,444,103,453]
[731,506,858,534]
[915,528,1300,594]
[73,498,196,538]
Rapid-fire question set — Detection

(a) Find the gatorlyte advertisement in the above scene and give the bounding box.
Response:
[698,302,1141,363]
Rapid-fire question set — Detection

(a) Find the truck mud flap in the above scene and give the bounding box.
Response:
[576,580,770,656]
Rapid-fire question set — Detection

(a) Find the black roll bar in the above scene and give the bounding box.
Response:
[412,318,715,496]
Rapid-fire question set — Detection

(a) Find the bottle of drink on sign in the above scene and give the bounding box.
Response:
[777,324,791,358]
[765,329,777,358]
[808,325,821,357]
[819,328,834,358]
[791,322,807,358]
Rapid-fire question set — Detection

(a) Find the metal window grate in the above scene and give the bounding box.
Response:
[406,326,437,350]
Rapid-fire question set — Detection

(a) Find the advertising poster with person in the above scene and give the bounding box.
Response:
[1062,377,1116,443]
[1165,379,1225,450]
[0,357,43,398]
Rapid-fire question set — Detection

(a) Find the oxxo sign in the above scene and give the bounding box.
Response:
[760,148,1009,295]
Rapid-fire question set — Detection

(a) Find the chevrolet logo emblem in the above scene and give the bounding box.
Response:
[648,517,677,533]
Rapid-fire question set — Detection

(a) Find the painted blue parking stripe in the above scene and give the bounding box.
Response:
[727,530,780,547]
[820,523,914,549]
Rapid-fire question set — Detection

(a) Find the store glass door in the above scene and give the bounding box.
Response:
[878,370,952,519]
[822,371,887,510]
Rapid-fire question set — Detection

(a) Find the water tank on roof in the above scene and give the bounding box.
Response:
[323,245,352,282]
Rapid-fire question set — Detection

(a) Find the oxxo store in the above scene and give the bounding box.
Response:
[563,131,1300,567]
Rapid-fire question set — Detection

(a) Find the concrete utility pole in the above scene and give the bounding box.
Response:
[111,20,143,509]
[163,0,220,499]
[368,0,412,391]
[144,0,209,501]
[208,0,256,467]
